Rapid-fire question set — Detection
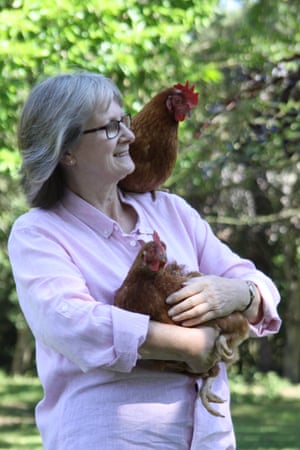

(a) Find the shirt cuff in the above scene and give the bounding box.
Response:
[247,276,282,337]
[110,306,150,372]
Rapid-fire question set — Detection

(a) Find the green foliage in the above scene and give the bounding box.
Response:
[229,369,297,400]
[0,0,219,105]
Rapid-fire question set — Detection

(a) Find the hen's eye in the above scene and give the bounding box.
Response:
[173,96,182,105]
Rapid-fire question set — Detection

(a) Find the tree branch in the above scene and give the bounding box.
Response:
[206,208,300,226]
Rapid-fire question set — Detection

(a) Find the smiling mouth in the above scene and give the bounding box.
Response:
[114,150,129,157]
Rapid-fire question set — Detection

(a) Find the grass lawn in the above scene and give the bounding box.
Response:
[0,373,43,450]
[230,372,300,450]
[0,371,299,449]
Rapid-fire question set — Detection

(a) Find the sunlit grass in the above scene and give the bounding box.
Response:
[0,372,43,449]
[230,371,300,450]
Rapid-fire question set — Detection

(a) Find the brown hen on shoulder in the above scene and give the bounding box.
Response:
[119,81,199,196]
[114,231,249,417]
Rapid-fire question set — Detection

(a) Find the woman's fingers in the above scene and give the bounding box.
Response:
[166,277,204,305]
[166,275,237,325]
[168,296,206,320]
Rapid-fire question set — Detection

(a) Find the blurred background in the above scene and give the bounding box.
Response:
[0,0,299,387]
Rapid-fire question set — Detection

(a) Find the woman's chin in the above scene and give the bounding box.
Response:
[119,159,135,178]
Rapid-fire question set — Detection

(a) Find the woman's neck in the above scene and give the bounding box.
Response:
[70,185,137,233]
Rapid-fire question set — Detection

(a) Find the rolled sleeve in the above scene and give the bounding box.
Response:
[246,274,282,337]
[110,306,150,372]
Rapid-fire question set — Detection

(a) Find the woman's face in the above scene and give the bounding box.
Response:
[66,100,135,190]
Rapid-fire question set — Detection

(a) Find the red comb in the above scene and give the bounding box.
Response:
[153,230,161,244]
[153,230,165,250]
[173,80,199,108]
[153,230,166,257]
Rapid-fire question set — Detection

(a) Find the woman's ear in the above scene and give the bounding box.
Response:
[60,151,76,167]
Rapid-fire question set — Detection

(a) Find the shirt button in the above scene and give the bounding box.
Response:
[103,229,110,237]
[61,304,68,313]
[129,239,136,247]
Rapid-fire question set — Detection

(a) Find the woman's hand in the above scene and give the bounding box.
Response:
[183,325,220,374]
[166,275,250,327]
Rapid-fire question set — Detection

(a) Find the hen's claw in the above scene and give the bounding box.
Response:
[216,334,235,363]
[199,376,225,418]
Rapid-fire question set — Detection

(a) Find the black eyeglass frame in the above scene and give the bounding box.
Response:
[82,114,132,140]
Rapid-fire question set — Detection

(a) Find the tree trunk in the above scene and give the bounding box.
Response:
[283,280,300,382]
[258,337,277,372]
[11,322,34,375]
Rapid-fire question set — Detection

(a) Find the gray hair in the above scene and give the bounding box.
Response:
[18,71,122,208]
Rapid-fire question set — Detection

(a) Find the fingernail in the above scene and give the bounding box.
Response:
[171,314,181,321]
[167,307,174,316]
[168,308,176,316]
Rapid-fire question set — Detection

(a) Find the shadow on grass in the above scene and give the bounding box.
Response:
[0,374,43,449]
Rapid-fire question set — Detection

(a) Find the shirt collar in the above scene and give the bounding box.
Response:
[61,189,153,240]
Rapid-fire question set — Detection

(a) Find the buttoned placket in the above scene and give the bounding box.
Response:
[104,220,155,251]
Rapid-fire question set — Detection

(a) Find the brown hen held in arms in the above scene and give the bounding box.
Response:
[114,231,249,417]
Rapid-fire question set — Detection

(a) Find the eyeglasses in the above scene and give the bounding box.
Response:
[83,114,132,139]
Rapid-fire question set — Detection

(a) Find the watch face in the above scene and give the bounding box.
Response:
[244,281,255,311]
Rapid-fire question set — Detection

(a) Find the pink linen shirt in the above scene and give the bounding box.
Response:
[8,189,281,449]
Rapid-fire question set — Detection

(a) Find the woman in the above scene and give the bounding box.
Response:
[8,71,281,449]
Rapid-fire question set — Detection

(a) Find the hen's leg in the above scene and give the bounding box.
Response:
[199,376,225,417]
[215,334,235,363]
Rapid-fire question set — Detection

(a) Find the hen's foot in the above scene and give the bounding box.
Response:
[199,376,225,418]
[216,334,235,363]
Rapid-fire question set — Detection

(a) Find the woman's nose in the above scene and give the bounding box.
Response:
[120,124,135,143]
